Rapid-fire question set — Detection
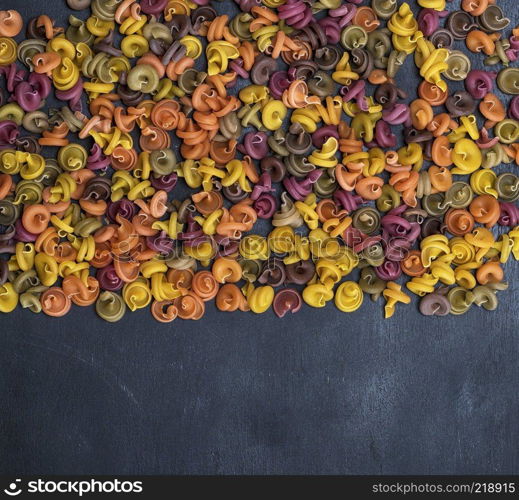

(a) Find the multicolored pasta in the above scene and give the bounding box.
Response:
[0,0,517,323]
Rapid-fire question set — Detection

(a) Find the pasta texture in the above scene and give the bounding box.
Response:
[0,0,517,322]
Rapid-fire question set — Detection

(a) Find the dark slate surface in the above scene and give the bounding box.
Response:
[1,0,518,475]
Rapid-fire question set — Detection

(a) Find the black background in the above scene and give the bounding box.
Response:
[1,0,519,475]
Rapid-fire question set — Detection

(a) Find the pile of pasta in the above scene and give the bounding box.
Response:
[0,0,518,322]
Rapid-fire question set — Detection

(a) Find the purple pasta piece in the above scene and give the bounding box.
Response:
[13,73,52,112]
[107,199,138,223]
[14,220,37,243]
[233,0,261,12]
[261,156,286,182]
[418,8,440,36]
[475,128,499,149]
[0,120,19,150]
[340,80,368,111]
[254,193,277,218]
[382,103,410,125]
[445,90,476,117]
[317,18,341,45]
[286,66,297,82]
[86,144,111,171]
[273,288,302,318]
[150,173,178,192]
[384,237,412,262]
[0,63,26,93]
[381,213,420,244]
[97,265,124,291]
[213,235,238,257]
[251,172,274,200]
[464,70,496,100]
[285,260,315,285]
[312,125,339,148]
[375,120,397,148]
[278,0,314,29]
[237,131,269,159]
[342,226,365,249]
[13,82,42,112]
[283,169,322,200]
[333,190,364,212]
[509,96,519,120]
[381,214,412,237]
[28,73,51,99]
[381,210,420,260]
[140,0,168,15]
[505,35,519,61]
[224,76,238,89]
[55,79,83,112]
[387,205,408,217]
[419,292,451,316]
[328,4,356,28]
[93,31,123,57]
[406,223,421,242]
[269,71,291,100]
[510,35,519,51]
[375,260,402,280]
[258,258,286,287]
[352,235,383,254]
[498,202,519,226]
[178,215,205,246]
[229,59,249,79]
[146,231,175,254]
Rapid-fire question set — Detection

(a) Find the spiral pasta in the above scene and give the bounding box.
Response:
[0,1,516,325]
